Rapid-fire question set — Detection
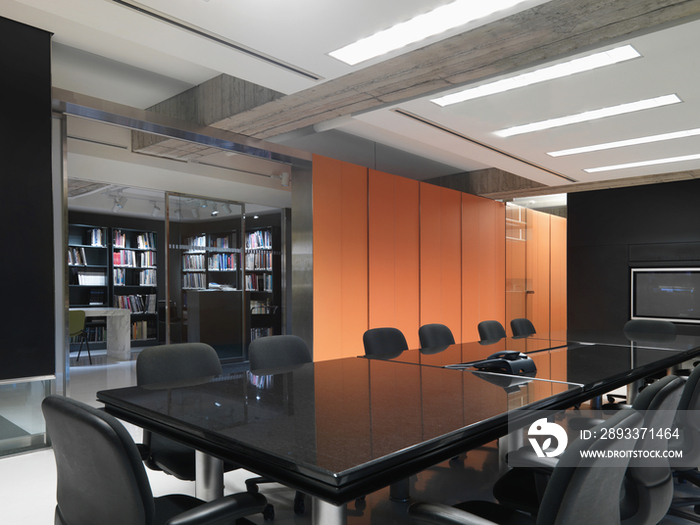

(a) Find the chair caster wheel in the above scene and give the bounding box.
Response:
[294,494,305,515]
[263,503,275,520]
[355,496,366,511]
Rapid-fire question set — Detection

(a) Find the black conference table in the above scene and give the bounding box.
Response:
[97,331,700,525]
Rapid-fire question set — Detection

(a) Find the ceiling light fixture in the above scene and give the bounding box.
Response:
[111,196,128,213]
[584,153,700,173]
[192,208,199,219]
[548,127,700,157]
[211,204,219,217]
[222,203,233,215]
[151,201,161,217]
[432,45,640,107]
[329,0,529,66]
[494,94,682,138]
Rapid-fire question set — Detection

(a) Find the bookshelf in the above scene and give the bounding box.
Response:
[245,227,279,343]
[68,225,109,350]
[112,228,158,343]
[182,232,240,291]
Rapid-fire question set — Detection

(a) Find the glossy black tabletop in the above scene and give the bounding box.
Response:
[97,357,577,503]
[528,330,700,352]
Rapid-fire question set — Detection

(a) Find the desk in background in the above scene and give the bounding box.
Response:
[72,307,131,361]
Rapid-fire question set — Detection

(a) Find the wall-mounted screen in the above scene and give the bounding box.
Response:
[631,268,700,324]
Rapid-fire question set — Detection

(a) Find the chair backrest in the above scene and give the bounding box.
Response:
[418,324,455,349]
[68,310,86,337]
[510,318,536,338]
[477,320,506,342]
[672,364,700,468]
[624,319,676,343]
[42,395,156,525]
[136,342,223,386]
[537,409,643,525]
[621,374,684,525]
[363,327,409,356]
[248,335,312,371]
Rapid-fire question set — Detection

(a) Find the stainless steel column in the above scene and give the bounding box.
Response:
[194,451,224,501]
[312,498,347,525]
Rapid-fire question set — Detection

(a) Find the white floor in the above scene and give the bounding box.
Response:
[0,356,698,524]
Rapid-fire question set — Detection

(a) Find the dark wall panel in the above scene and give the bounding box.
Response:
[0,17,54,380]
[568,180,700,334]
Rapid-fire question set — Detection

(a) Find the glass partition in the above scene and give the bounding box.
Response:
[166,194,246,361]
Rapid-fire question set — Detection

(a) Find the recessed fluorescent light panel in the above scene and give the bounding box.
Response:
[432,45,640,107]
[548,127,700,157]
[584,153,700,173]
[329,0,529,66]
[495,94,682,138]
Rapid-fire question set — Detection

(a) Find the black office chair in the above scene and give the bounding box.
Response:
[136,343,240,480]
[42,395,267,525]
[511,318,536,338]
[409,409,644,525]
[494,374,685,524]
[247,335,311,516]
[623,319,677,341]
[667,365,700,520]
[419,323,455,349]
[478,320,507,342]
[362,327,409,357]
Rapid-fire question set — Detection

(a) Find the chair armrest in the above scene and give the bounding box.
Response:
[166,492,267,525]
[506,448,558,472]
[409,502,497,525]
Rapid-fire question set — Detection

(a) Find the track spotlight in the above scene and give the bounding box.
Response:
[200,200,208,208]
[192,207,199,219]
[222,203,232,215]
[151,201,161,217]
[281,172,290,187]
[211,204,219,217]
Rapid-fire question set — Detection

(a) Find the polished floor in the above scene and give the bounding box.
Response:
[0,354,698,524]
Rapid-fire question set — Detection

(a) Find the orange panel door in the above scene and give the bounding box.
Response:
[550,215,567,332]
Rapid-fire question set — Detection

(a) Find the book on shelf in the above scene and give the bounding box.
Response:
[208,253,237,271]
[183,272,206,289]
[68,247,88,266]
[113,229,126,248]
[187,235,206,249]
[136,232,156,250]
[183,254,205,270]
[89,289,106,305]
[77,271,106,286]
[88,228,104,247]
[211,236,230,249]
[115,294,157,314]
[245,251,272,271]
[113,268,125,286]
[114,249,137,267]
[131,320,150,340]
[245,273,272,292]
[140,269,157,286]
[251,327,273,341]
[140,251,156,267]
[245,230,272,250]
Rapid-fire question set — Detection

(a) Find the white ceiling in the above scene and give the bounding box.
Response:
[4,0,700,205]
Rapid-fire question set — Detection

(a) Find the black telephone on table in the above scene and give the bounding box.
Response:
[452,350,536,375]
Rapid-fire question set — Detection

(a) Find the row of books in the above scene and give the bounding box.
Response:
[114,269,157,286]
[183,254,205,270]
[77,271,107,286]
[71,326,105,344]
[211,236,232,249]
[251,327,273,341]
[245,252,272,271]
[88,228,105,247]
[187,235,207,248]
[115,294,157,314]
[251,299,273,314]
[245,230,272,250]
[113,250,156,267]
[68,247,88,266]
[136,232,156,250]
[209,253,237,271]
[245,273,272,292]
[113,230,157,250]
[183,273,206,289]
[131,320,154,341]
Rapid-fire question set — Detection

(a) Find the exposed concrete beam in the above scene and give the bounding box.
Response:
[479,169,700,200]
[427,168,546,195]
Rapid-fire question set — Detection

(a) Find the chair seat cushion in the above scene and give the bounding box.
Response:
[492,469,541,515]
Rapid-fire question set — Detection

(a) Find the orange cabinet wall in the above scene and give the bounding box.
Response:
[312,155,368,361]
[312,155,508,361]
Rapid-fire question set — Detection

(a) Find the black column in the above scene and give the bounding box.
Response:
[0,16,54,380]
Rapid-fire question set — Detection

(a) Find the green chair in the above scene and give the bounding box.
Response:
[69,310,91,364]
